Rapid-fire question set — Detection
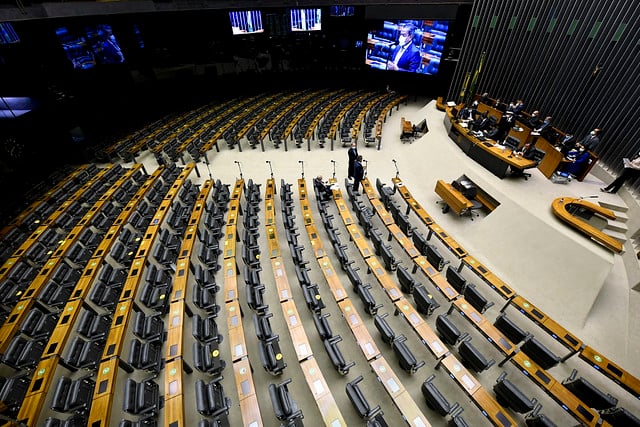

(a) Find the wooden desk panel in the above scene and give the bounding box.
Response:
[223,258,238,302]
[164,358,184,401]
[288,323,314,362]
[333,195,354,225]
[223,224,237,259]
[120,258,145,301]
[171,258,190,302]
[460,255,516,300]
[305,224,326,258]
[233,357,258,401]
[451,299,514,356]
[166,326,184,361]
[471,388,517,427]
[427,223,468,258]
[366,257,403,302]
[388,224,420,258]
[361,177,376,200]
[435,180,473,216]
[318,256,349,302]
[102,300,134,360]
[168,299,186,331]
[164,393,186,427]
[87,394,114,427]
[579,345,640,399]
[265,225,281,259]
[338,299,365,330]
[346,224,374,258]
[394,299,448,359]
[239,393,264,427]
[350,323,381,361]
[42,299,82,358]
[392,178,435,225]
[439,354,481,395]
[510,295,583,353]
[272,257,293,302]
[370,198,394,225]
[226,301,246,362]
[93,357,119,399]
[413,256,459,301]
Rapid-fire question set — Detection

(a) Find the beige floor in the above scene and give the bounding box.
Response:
[63,97,639,426]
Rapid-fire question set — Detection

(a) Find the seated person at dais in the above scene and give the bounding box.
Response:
[314,176,333,201]
[473,112,490,132]
[561,143,591,176]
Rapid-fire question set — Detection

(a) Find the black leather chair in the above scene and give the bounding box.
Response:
[356,283,382,316]
[524,413,557,427]
[600,407,640,427]
[426,242,449,272]
[128,338,162,373]
[76,310,110,340]
[193,286,220,315]
[392,335,425,374]
[421,374,460,416]
[323,336,355,375]
[445,266,466,293]
[332,242,350,270]
[122,378,161,418]
[312,312,333,340]
[195,378,231,418]
[253,312,276,341]
[133,311,164,342]
[193,313,223,344]
[457,337,495,373]
[62,336,103,371]
[88,281,120,310]
[345,263,362,289]
[50,375,95,414]
[301,283,325,313]
[193,341,226,375]
[139,282,171,314]
[258,335,287,376]
[562,369,617,410]
[246,284,268,314]
[295,265,312,287]
[395,211,414,238]
[521,336,560,370]
[244,265,261,288]
[374,313,395,344]
[493,312,528,344]
[43,414,87,427]
[493,372,538,414]
[380,244,400,272]
[436,314,469,346]
[269,378,303,424]
[463,283,494,313]
[397,266,417,294]
[346,375,383,421]
[194,264,218,290]
[413,285,440,316]
[0,372,29,413]
[19,307,58,340]
[2,335,45,370]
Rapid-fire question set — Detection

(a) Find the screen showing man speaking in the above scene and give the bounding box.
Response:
[365,19,449,75]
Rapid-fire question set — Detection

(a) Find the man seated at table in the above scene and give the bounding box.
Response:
[473,112,490,132]
[314,175,333,201]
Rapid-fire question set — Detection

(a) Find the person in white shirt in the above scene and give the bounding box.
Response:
[601,156,640,193]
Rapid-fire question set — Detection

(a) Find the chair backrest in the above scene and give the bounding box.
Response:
[521,337,560,370]
[374,313,395,344]
[396,266,415,293]
[436,314,463,345]
[493,377,535,414]
[493,312,528,344]
[446,266,466,293]
[413,285,439,316]
[458,340,494,373]
[563,376,618,410]
[463,283,494,313]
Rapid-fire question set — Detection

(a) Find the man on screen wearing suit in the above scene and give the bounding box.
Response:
[387,23,421,72]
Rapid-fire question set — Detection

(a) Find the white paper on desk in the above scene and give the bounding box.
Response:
[623,158,631,168]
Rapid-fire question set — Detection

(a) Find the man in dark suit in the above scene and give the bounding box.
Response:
[352,156,365,193]
[347,142,358,180]
[386,23,421,72]
[581,128,601,152]
[493,110,517,143]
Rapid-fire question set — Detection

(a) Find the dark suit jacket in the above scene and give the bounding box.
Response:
[390,43,421,72]
[581,134,600,151]
[353,160,365,182]
[348,147,358,177]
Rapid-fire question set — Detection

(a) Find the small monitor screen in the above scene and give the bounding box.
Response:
[365,19,449,75]
[0,22,20,44]
[290,8,322,32]
[56,24,125,70]
[330,6,355,17]
[229,10,264,35]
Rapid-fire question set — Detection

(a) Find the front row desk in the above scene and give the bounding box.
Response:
[445,104,597,181]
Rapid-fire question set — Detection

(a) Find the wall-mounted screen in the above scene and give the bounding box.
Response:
[56,24,125,70]
[290,8,322,32]
[229,10,264,35]
[330,6,355,17]
[365,19,449,75]
[0,22,20,45]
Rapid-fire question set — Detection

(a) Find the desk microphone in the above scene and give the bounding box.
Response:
[578,195,599,200]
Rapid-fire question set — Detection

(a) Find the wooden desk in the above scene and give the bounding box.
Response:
[304,223,326,258]
[166,326,184,361]
[536,137,569,178]
[42,299,82,358]
[392,177,435,224]
[265,224,280,259]
[171,258,190,302]
[471,387,517,427]
[388,224,420,258]
[369,197,394,225]
[318,256,349,302]
[223,224,237,259]
[300,357,347,427]
[120,258,145,301]
[401,117,413,138]
[435,180,473,216]
[346,224,374,258]
[164,394,186,427]
[413,256,459,301]
[509,295,583,355]
[223,258,238,302]
[165,358,185,401]
[394,299,448,359]
[370,357,432,427]
[233,357,265,427]
[551,197,622,253]
[271,257,293,302]
[88,357,120,427]
[168,299,187,330]
[450,299,514,356]
[102,300,134,361]
[332,192,355,225]
[459,255,516,300]
[365,257,403,302]
[427,223,468,258]
[226,301,246,362]
[438,353,482,395]
[579,345,640,399]
[16,356,59,426]
[0,299,32,354]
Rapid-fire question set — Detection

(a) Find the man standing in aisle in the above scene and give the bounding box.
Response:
[353,155,365,194]
[347,142,358,180]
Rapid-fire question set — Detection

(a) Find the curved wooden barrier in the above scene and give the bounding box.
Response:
[551,197,622,253]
